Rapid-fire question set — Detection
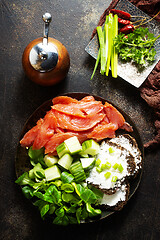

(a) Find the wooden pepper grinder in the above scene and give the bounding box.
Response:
[22,13,70,86]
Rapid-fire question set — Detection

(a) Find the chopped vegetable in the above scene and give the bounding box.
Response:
[109,147,114,154]
[101,163,107,171]
[118,164,124,173]
[56,142,69,158]
[64,136,82,155]
[80,157,95,170]
[113,163,119,170]
[96,166,102,173]
[69,161,86,182]
[44,155,58,167]
[105,161,111,169]
[61,171,74,183]
[104,172,111,179]
[82,139,100,156]
[44,165,61,181]
[95,158,101,166]
[111,176,118,182]
[29,162,45,179]
[58,153,73,170]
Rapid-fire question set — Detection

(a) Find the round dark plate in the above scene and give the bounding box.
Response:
[15,92,144,223]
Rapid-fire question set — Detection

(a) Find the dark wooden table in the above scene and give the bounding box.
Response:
[0,0,160,239]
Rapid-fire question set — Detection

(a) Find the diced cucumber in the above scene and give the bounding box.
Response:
[61,171,74,183]
[44,155,58,167]
[64,136,82,155]
[79,151,89,158]
[82,139,100,156]
[80,157,95,170]
[56,142,69,158]
[69,161,86,182]
[58,153,73,170]
[44,165,61,181]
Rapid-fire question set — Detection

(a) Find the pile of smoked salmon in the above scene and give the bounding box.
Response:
[20,95,133,155]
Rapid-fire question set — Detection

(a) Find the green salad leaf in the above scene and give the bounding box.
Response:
[114,27,160,67]
[28,146,46,167]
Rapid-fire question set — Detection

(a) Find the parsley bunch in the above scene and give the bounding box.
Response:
[114,27,160,67]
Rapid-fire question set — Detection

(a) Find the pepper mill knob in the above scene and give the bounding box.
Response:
[22,13,70,86]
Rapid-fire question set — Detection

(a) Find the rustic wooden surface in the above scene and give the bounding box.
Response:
[0,0,160,239]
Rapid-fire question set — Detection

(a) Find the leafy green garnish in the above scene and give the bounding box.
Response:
[22,186,34,199]
[15,172,35,187]
[114,27,160,67]
[28,146,46,167]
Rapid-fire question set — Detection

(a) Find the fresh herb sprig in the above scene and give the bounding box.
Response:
[114,27,160,66]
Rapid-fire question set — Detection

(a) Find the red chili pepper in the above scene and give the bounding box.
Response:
[110,9,131,20]
[118,24,135,34]
[118,18,131,25]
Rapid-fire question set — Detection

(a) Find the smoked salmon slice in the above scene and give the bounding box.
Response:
[32,110,57,150]
[80,96,96,102]
[52,99,104,117]
[53,109,105,131]
[103,102,125,128]
[87,122,117,140]
[20,95,132,154]
[20,119,44,147]
[52,96,78,105]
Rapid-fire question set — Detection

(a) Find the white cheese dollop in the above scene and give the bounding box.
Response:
[86,141,130,190]
[100,185,127,206]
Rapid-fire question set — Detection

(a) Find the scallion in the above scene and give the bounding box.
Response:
[111,14,118,78]
[97,26,106,75]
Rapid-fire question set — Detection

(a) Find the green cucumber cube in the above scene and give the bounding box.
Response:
[64,136,82,154]
[56,142,69,158]
[69,161,86,182]
[80,157,95,170]
[82,139,100,156]
[58,153,73,170]
[44,165,61,181]
[79,152,89,158]
[44,155,58,167]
